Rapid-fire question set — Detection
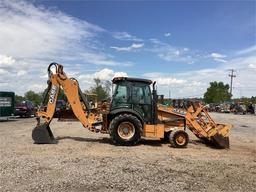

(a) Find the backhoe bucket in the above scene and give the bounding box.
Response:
[32,124,57,144]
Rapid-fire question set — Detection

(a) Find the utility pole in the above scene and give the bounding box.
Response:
[228,69,236,96]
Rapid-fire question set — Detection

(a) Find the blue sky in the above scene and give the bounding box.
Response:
[38,0,254,73]
[40,1,254,48]
[0,0,255,97]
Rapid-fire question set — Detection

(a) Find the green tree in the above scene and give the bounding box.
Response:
[15,95,24,105]
[86,78,110,101]
[104,80,112,95]
[24,90,42,106]
[204,81,231,104]
[251,96,256,104]
[57,89,67,100]
[41,87,67,104]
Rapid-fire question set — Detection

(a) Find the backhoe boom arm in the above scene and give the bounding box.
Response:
[32,63,99,144]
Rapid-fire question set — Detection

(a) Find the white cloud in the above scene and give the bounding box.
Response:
[112,32,143,42]
[150,77,187,86]
[81,52,133,66]
[143,54,256,98]
[214,58,227,63]
[111,43,144,52]
[0,1,132,95]
[236,45,256,55]
[29,83,47,93]
[158,48,195,64]
[0,68,8,75]
[78,68,128,91]
[164,33,171,37]
[114,72,128,77]
[0,0,104,60]
[149,38,163,44]
[210,52,227,63]
[220,55,256,70]
[144,72,187,87]
[0,1,132,66]
[211,53,226,58]
[147,39,196,64]
[93,68,128,80]
[1,1,254,99]
[248,63,256,69]
[0,55,15,67]
[17,70,27,76]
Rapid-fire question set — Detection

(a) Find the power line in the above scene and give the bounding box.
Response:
[228,69,236,96]
[234,87,256,89]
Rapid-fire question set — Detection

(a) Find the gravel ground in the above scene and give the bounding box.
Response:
[0,113,255,192]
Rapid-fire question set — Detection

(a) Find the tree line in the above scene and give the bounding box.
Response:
[15,80,256,106]
[203,81,256,104]
[15,78,111,106]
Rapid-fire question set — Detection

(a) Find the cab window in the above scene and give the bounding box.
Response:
[131,84,151,104]
[113,84,128,105]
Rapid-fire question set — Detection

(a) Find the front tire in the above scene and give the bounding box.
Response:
[109,114,142,146]
[169,129,189,148]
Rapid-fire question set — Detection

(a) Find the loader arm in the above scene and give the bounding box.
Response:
[32,63,99,144]
[184,103,231,148]
[158,102,232,148]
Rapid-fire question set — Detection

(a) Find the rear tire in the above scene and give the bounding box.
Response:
[169,130,189,148]
[109,114,142,146]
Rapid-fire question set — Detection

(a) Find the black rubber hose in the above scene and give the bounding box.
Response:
[47,62,58,78]
[40,82,52,108]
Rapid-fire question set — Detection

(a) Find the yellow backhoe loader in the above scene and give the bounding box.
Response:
[32,63,232,148]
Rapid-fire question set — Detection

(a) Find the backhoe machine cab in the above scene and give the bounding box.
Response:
[106,77,159,145]
[111,77,155,124]
[32,63,231,149]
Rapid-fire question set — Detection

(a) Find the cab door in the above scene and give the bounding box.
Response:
[131,83,152,123]
[111,82,131,109]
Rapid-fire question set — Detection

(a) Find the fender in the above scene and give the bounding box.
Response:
[109,108,144,129]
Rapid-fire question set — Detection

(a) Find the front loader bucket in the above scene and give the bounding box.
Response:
[209,123,231,149]
[32,124,57,144]
[211,134,230,149]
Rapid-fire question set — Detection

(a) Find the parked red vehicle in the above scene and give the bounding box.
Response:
[14,100,37,118]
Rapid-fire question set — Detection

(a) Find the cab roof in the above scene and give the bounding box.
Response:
[112,77,152,84]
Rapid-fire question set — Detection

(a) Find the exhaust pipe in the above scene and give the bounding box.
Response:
[32,124,58,144]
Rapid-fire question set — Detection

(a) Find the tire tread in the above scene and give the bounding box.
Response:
[109,113,142,146]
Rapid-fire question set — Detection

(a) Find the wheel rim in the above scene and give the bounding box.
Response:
[117,122,135,140]
[176,134,186,145]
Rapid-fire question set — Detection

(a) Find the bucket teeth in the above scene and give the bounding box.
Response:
[32,124,58,144]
